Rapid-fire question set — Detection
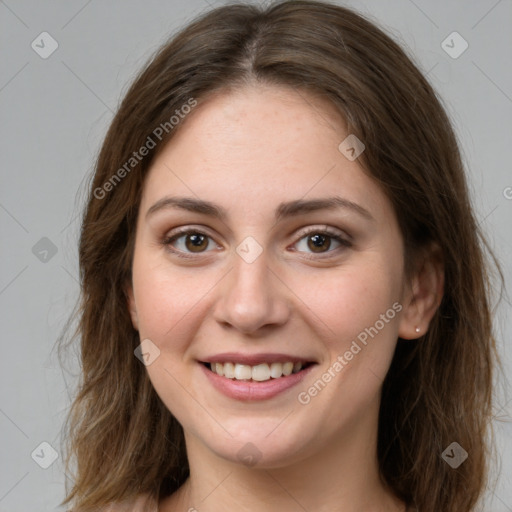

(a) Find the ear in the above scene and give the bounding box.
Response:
[124,280,139,331]
[398,242,444,340]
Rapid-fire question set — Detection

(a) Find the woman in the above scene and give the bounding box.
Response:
[59,1,501,511]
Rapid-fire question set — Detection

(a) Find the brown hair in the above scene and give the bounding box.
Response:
[58,1,502,510]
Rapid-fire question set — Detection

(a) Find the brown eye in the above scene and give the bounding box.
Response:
[307,233,332,253]
[163,230,217,256]
[185,233,209,252]
[294,229,351,257]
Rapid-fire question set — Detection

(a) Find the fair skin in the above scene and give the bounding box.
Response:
[126,84,443,512]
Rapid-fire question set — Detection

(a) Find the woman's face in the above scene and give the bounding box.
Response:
[127,84,416,468]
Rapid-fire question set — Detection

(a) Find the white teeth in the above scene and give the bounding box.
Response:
[234,364,252,380]
[223,362,235,379]
[269,362,283,378]
[282,362,293,376]
[214,363,224,377]
[208,361,305,381]
[252,363,271,381]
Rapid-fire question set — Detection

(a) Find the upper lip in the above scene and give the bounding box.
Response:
[200,352,317,366]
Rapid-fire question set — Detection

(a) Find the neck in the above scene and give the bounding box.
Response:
[160,396,405,512]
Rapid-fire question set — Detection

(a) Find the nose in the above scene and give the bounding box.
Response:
[212,249,291,335]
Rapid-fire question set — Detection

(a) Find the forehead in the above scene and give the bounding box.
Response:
[140,84,391,222]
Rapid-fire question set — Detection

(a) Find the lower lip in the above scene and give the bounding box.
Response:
[200,363,315,401]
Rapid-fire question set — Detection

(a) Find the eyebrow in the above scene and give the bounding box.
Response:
[145,195,374,222]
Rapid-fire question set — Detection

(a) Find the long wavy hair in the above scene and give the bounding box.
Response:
[58,1,503,510]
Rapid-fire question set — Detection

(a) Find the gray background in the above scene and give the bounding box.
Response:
[0,0,511,510]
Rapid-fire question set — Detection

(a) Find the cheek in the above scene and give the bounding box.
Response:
[289,264,403,425]
[131,253,213,352]
[290,260,402,343]
[290,258,404,408]
[131,255,217,428]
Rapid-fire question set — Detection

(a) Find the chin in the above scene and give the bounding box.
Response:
[199,418,318,469]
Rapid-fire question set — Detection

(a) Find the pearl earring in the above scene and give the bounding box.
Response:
[415,327,421,333]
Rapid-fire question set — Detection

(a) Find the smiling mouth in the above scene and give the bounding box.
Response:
[202,361,315,382]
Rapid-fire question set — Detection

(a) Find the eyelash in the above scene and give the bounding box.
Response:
[161,226,352,260]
